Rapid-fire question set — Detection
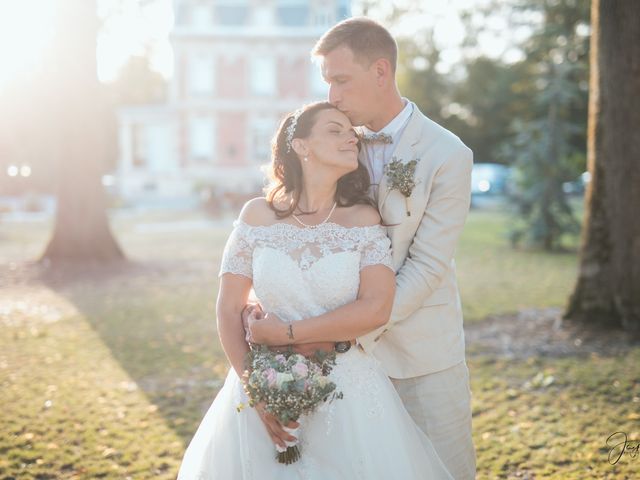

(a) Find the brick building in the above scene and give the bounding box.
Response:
[116,0,350,204]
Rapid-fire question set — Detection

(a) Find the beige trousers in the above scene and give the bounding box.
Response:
[391,361,476,480]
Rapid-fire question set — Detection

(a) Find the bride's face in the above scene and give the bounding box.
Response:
[301,108,359,174]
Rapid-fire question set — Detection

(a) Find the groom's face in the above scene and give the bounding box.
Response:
[321,46,378,127]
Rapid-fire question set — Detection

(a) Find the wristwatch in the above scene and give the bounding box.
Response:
[334,341,351,353]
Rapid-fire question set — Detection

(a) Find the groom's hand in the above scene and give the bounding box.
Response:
[255,402,299,449]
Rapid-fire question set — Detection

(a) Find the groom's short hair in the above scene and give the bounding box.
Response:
[312,17,398,73]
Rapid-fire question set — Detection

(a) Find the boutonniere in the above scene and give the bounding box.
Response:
[384,157,420,216]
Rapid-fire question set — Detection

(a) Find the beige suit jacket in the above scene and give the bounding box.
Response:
[357,106,473,379]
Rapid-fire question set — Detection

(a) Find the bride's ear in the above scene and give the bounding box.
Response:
[291,138,308,158]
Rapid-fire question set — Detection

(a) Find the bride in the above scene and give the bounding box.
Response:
[177,101,452,479]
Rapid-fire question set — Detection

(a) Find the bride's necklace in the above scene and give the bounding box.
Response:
[292,202,337,228]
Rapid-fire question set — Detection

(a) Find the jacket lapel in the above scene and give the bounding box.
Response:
[378,109,424,213]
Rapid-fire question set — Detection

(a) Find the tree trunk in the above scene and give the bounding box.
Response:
[565,0,640,330]
[41,0,125,264]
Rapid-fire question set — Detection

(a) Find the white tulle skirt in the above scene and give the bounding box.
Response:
[177,347,452,480]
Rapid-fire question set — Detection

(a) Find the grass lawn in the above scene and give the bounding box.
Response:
[1,207,637,479]
[457,208,579,323]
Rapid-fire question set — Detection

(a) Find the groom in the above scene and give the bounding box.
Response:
[313,17,476,479]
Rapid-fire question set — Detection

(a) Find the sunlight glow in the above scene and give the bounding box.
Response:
[97,0,174,82]
[0,0,56,88]
[0,0,514,88]
[0,0,173,89]
[478,180,491,193]
[357,0,513,74]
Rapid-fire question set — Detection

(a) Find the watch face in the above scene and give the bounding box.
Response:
[335,341,351,353]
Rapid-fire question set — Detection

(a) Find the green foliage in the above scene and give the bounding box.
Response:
[450,58,531,164]
[503,110,582,251]
[360,0,592,176]
[107,53,168,106]
[392,0,590,251]
[499,0,590,250]
[396,30,518,165]
[396,32,450,127]
[242,346,341,425]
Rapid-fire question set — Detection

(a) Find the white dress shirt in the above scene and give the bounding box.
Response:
[362,98,414,187]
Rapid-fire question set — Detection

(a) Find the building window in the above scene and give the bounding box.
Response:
[337,0,351,21]
[192,4,213,28]
[251,117,276,164]
[276,0,308,26]
[176,4,190,25]
[215,3,249,26]
[188,53,215,96]
[311,6,333,27]
[252,5,274,27]
[310,62,327,99]
[189,116,215,162]
[250,57,276,96]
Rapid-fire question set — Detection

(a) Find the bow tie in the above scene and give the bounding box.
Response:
[361,132,393,145]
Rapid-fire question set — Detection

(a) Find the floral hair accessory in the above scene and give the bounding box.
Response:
[285,109,304,153]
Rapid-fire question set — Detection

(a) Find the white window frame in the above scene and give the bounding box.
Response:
[250,57,276,97]
[189,115,216,162]
[192,4,212,28]
[309,61,328,99]
[188,52,215,96]
[251,117,276,164]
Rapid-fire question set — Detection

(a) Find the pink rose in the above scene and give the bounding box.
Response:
[275,354,286,364]
[264,368,277,387]
[291,362,309,379]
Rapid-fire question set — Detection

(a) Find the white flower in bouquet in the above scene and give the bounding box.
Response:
[238,346,343,464]
[276,372,294,387]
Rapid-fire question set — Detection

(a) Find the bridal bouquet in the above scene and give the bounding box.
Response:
[238,345,343,464]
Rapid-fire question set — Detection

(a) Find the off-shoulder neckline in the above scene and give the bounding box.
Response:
[233,219,384,232]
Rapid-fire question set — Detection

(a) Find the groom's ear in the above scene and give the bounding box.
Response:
[373,58,393,87]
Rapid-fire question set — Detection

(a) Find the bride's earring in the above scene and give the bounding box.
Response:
[303,156,308,162]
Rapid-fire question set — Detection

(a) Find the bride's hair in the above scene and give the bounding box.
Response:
[266,101,373,218]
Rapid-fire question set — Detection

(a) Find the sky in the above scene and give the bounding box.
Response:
[0,0,527,88]
[0,0,57,88]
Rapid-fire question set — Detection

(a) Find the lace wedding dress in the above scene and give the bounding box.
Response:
[177,220,452,480]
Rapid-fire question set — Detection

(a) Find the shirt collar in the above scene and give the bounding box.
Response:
[362,98,414,138]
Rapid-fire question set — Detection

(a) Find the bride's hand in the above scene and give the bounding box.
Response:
[254,402,299,450]
[241,303,263,343]
[246,310,287,345]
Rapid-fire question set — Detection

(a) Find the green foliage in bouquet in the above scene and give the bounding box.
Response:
[240,346,342,424]
[239,346,344,464]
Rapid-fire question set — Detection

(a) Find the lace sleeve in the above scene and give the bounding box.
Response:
[360,225,394,272]
[218,221,254,279]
